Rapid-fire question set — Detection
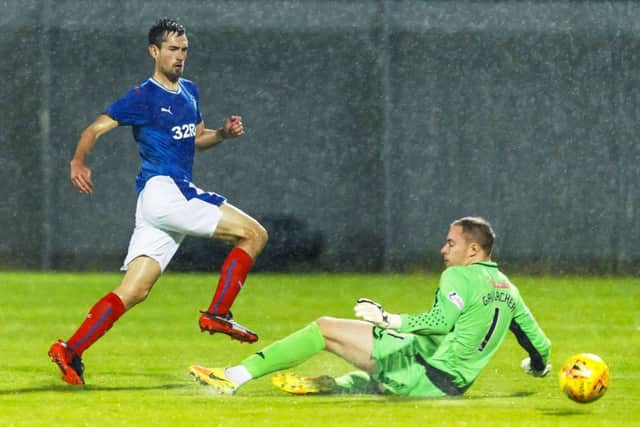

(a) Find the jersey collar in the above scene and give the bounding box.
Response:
[472,261,498,268]
[149,77,182,94]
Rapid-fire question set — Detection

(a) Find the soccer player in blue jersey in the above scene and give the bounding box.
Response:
[49,18,268,385]
[189,217,552,397]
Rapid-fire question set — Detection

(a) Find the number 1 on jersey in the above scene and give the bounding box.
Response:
[478,308,500,352]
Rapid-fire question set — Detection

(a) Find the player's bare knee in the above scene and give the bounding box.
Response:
[316,317,346,354]
[315,316,338,336]
[241,222,268,255]
[253,222,268,250]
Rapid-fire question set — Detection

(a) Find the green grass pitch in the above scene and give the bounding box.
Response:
[0,272,638,426]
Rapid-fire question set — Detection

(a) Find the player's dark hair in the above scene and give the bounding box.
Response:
[148,18,186,47]
[452,216,495,255]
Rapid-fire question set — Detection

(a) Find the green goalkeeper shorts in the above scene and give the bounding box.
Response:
[370,327,448,398]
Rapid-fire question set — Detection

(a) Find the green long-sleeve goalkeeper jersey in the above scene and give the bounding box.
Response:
[397,262,551,389]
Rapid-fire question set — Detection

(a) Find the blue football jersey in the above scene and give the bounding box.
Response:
[105,78,203,193]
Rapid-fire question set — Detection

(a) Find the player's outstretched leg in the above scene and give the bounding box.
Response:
[271,371,377,395]
[48,340,85,385]
[190,322,326,395]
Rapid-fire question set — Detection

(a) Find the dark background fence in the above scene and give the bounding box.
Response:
[2,1,639,274]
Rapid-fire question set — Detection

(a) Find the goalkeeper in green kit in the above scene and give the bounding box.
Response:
[189,216,552,397]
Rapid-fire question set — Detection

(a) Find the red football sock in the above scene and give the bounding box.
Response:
[207,247,254,314]
[67,292,126,356]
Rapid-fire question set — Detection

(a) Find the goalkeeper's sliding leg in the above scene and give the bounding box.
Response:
[189,317,379,395]
[271,370,378,395]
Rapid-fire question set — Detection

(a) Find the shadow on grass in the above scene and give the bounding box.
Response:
[270,390,537,403]
[0,383,190,395]
[539,408,589,417]
[462,391,536,399]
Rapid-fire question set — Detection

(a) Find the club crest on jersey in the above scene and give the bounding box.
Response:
[447,291,465,310]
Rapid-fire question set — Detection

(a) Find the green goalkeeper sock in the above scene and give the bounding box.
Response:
[241,322,325,378]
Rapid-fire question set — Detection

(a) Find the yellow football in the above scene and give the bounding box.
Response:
[559,353,609,403]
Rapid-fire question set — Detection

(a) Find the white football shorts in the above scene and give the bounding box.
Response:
[121,175,226,272]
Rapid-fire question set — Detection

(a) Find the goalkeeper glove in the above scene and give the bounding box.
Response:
[354,298,401,329]
[520,357,552,378]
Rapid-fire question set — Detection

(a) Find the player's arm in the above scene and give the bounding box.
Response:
[510,295,552,376]
[195,115,244,151]
[396,268,464,335]
[70,114,119,194]
[396,288,460,335]
[354,292,458,335]
[355,269,463,334]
